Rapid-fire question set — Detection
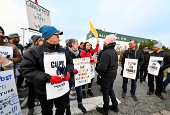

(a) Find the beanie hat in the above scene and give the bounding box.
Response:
[154,43,162,49]
[104,34,117,44]
[0,26,4,35]
[39,25,63,40]
[29,38,33,43]
[31,35,42,43]
[143,47,149,50]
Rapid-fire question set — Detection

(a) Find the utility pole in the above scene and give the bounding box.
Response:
[21,28,27,46]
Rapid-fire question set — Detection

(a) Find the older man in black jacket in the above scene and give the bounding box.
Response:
[95,35,119,115]
[20,25,73,115]
[147,43,170,100]
[121,40,144,101]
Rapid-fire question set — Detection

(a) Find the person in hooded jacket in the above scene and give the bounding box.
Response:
[147,43,170,100]
[95,35,119,115]
[65,38,87,115]
[25,35,43,115]
[140,47,150,83]
[121,40,144,101]
[20,25,73,115]
[80,40,99,98]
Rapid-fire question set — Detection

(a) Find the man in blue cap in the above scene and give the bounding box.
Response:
[20,25,73,115]
[140,47,150,83]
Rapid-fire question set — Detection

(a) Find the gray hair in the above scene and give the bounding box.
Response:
[68,38,78,48]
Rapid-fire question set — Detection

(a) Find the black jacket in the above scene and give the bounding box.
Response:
[142,51,150,69]
[66,48,81,86]
[20,40,73,99]
[149,51,170,72]
[121,48,144,79]
[95,42,118,83]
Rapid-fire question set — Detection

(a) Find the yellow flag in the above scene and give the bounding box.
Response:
[89,21,98,39]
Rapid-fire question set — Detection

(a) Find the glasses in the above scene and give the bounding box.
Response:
[129,43,135,45]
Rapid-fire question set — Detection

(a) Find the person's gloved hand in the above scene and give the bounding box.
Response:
[73,69,78,74]
[64,72,70,81]
[50,75,63,83]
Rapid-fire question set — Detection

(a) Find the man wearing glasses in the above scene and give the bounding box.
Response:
[121,40,144,101]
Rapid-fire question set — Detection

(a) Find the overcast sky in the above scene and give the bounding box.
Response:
[1,0,170,47]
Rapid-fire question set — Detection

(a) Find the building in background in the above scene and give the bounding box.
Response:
[79,29,157,51]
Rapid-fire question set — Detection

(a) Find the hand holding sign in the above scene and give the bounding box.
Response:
[63,72,70,81]
[73,68,78,74]
[0,56,10,65]
[50,75,63,84]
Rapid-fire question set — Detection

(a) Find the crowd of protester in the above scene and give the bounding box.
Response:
[0,25,170,115]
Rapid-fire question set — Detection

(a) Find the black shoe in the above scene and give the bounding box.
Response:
[87,90,94,97]
[83,90,87,98]
[140,81,143,83]
[143,79,146,82]
[78,103,87,113]
[96,107,108,115]
[66,105,71,115]
[28,108,34,115]
[122,92,126,98]
[109,106,119,112]
[131,94,138,101]
[162,87,167,93]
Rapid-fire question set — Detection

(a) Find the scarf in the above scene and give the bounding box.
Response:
[68,47,79,57]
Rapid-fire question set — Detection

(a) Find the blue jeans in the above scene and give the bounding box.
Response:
[122,77,137,95]
[163,72,170,88]
[66,86,82,105]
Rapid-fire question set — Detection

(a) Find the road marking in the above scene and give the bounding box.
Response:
[21,97,28,108]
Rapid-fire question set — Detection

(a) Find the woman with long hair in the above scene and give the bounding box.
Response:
[80,40,99,98]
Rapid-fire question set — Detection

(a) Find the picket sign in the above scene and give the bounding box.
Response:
[0,70,22,115]
[0,46,13,58]
[123,58,138,79]
[73,58,91,87]
[91,63,95,79]
[44,52,69,100]
[148,56,164,76]
[25,0,51,31]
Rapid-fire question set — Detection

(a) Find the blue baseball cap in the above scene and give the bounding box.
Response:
[39,25,63,40]
[143,47,149,50]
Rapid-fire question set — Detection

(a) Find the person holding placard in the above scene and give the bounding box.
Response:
[147,43,170,100]
[65,38,87,115]
[20,25,73,115]
[121,40,144,101]
[80,40,99,98]
[0,26,22,71]
[95,35,119,115]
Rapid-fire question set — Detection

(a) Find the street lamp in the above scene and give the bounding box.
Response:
[21,28,27,46]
